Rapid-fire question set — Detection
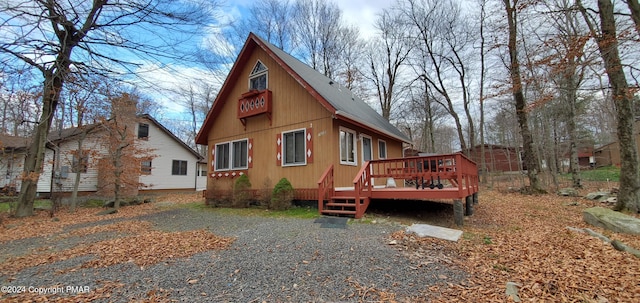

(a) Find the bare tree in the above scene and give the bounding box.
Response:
[503,0,544,193]
[364,7,413,121]
[292,0,345,78]
[577,0,640,213]
[400,0,476,153]
[247,0,295,52]
[0,0,218,217]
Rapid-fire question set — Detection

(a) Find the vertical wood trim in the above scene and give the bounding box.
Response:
[248,138,253,168]
[276,133,282,166]
[306,128,313,163]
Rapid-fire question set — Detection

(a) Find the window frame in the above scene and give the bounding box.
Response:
[339,127,357,166]
[141,160,152,175]
[214,138,249,171]
[248,60,268,91]
[378,139,387,159]
[172,160,188,176]
[138,123,149,140]
[282,128,307,167]
[71,150,89,173]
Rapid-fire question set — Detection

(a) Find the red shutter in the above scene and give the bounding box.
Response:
[276,133,282,166]
[306,128,313,163]
[248,138,253,168]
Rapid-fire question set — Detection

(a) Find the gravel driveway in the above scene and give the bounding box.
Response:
[1,207,465,302]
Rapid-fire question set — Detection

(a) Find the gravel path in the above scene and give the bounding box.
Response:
[1,207,465,302]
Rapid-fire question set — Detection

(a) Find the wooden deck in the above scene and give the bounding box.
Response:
[317,153,479,226]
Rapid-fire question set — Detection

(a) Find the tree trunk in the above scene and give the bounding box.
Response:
[626,0,640,36]
[578,0,640,212]
[503,0,544,193]
[15,73,62,217]
[598,0,639,212]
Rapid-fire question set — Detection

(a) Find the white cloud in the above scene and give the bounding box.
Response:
[134,63,221,115]
[335,0,391,39]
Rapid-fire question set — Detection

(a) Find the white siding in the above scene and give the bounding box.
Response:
[35,117,201,194]
[137,118,200,190]
[0,151,26,191]
[38,135,105,193]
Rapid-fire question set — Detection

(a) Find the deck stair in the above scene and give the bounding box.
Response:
[322,196,357,216]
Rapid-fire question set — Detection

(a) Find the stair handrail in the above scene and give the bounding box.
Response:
[352,161,373,217]
[317,164,334,211]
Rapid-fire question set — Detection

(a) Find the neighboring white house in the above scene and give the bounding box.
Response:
[1,114,206,197]
[0,134,30,194]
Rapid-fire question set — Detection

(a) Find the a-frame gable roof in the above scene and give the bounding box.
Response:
[196,32,410,145]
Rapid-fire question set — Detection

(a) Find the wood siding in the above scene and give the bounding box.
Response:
[206,47,405,193]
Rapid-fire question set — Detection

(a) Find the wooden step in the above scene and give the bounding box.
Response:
[326,202,356,208]
[331,196,356,201]
[321,209,356,215]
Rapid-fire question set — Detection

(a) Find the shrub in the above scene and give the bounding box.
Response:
[270,178,294,210]
[232,174,252,208]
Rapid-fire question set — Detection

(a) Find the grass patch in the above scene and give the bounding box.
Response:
[0,199,52,213]
[204,205,319,219]
[563,166,620,182]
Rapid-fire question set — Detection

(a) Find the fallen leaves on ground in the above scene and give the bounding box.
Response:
[0,192,203,243]
[393,188,640,302]
[0,193,232,302]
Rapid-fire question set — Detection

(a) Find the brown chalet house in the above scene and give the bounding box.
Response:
[196,33,410,202]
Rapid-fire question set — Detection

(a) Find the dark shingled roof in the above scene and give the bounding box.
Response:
[253,35,410,143]
[196,32,410,144]
[0,134,30,150]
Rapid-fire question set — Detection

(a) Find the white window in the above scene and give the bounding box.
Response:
[378,140,387,159]
[340,128,357,165]
[249,61,268,90]
[215,139,248,171]
[283,129,306,166]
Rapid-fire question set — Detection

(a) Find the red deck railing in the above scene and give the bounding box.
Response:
[355,152,479,201]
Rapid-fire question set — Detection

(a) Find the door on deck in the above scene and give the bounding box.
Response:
[362,135,372,164]
[361,135,374,187]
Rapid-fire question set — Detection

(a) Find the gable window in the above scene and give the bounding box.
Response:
[340,128,357,165]
[172,160,188,175]
[215,139,248,171]
[283,129,306,166]
[71,151,89,173]
[138,123,149,139]
[249,61,268,90]
[378,140,387,159]
[141,160,152,175]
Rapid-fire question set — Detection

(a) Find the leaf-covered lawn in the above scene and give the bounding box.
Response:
[2,190,639,302]
[395,188,640,302]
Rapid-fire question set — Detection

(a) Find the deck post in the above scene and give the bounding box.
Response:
[465,195,474,216]
[473,192,478,205]
[453,199,464,226]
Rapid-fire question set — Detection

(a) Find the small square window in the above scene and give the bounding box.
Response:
[72,151,89,173]
[172,160,188,175]
[138,123,149,139]
[141,160,152,175]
